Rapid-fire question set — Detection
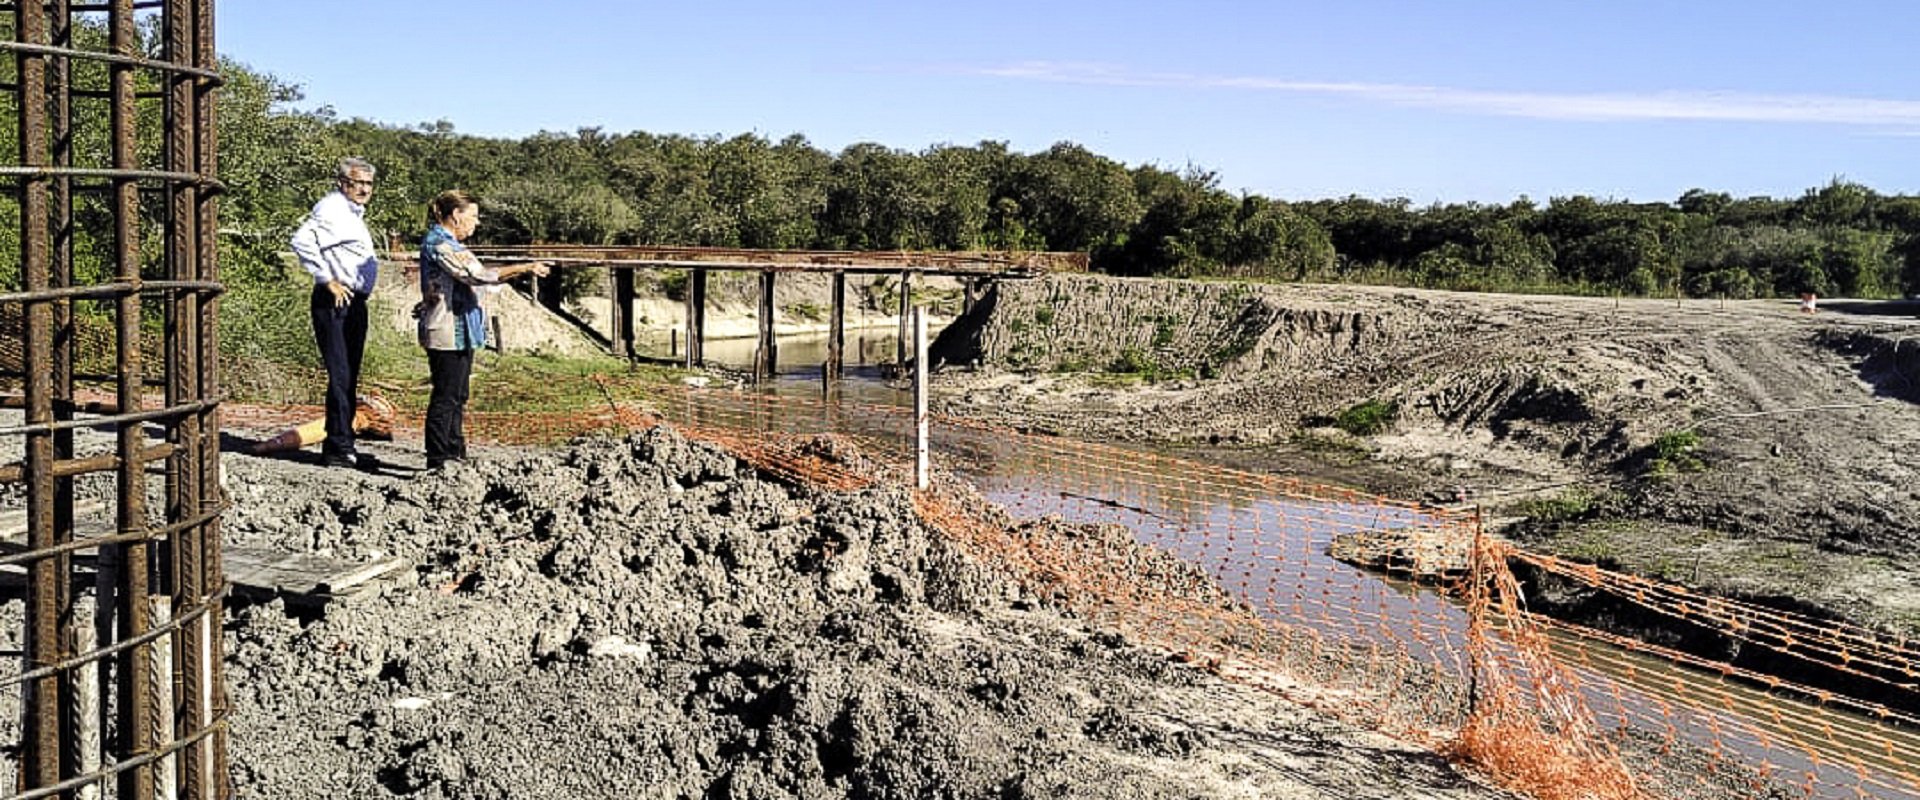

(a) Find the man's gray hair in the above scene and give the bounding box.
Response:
[335,156,376,181]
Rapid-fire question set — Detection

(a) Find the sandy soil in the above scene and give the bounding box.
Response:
[928,276,1920,637]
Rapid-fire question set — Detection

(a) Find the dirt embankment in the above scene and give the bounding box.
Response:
[931,274,1920,637]
[192,429,1509,799]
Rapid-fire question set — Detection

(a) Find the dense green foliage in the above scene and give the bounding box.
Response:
[274,120,1920,301]
[283,117,1920,301]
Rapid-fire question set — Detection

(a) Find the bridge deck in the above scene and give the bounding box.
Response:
[451,244,1086,277]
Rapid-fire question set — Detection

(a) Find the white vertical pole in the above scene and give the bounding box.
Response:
[70,596,100,800]
[913,305,929,490]
[149,596,176,800]
[196,611,215,796]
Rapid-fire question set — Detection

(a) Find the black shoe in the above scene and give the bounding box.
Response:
[354,453,383,472]
[322,454,356,469]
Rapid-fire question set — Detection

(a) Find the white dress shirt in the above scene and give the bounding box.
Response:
[289,190,379,293]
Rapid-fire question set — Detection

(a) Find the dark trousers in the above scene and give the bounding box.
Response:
[310,285,369,460]
[425,347,474,468]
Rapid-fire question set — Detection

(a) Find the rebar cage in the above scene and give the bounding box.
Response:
[0,1,226,798]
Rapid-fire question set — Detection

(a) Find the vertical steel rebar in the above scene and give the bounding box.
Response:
[48,5,83,792]
[161,2,209,797]
[109,2,158,795]
[191,3,230,791]
[15,0,67,793]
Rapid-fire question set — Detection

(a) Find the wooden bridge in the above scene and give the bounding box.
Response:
[432,245,1087,380]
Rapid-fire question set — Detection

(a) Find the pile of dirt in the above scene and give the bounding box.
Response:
[931,275,1920,637]
[205,428,1512,799]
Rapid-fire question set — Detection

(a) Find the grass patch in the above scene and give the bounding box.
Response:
[788,301,824,322]
[1510,488,1600,525]
[1053,354,1094,373]
[1332,398,1399,436]
[1289,428,1369,457]
[1642,429,1706,478]
[1084,372,1147,389]
[1107,348,1195,383]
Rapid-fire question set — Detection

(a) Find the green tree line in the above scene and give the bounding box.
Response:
[8,47,1920,309]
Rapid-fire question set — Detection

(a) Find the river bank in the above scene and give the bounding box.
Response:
[924,274,1920,641]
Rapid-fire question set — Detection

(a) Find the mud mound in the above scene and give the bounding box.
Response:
[212,428,1508,799]
[933,274,1412,381]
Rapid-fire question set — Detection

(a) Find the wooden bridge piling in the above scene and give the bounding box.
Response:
[684,267,707,369]
[827,271,846,379]
[894,270,911,369]
[753,271,777,381]
[608,267,636,359]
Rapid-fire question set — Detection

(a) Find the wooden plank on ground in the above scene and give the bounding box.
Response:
[223,545,408,599]
[0,499,111,552]
[2,508,409,603]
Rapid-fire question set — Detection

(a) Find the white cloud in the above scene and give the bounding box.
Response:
[967,61,1920,128]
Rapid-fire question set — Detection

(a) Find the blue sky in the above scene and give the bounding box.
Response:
[221,1,1920,205]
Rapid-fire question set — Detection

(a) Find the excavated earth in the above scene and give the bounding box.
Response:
[929,274,1920,639]
[199,428,1518,799]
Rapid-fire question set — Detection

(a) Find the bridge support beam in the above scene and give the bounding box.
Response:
[753,270,777,381]
[684,267,706,368]
[609,267,635,359]
[826,271,845,380]
[895,270,911,370]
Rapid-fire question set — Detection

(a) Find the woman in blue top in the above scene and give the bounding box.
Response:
[416,189,550,469]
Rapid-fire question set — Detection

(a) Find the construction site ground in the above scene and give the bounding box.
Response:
[7,271,1904,798]
[205,429,1522,799]
[928,275,1920,640]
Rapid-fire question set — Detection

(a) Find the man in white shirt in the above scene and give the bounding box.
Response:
[289,157,381,470]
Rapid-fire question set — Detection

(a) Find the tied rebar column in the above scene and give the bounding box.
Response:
[1,0,229,797]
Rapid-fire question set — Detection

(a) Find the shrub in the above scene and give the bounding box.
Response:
[1333,399,1399,436]
[1645,429,1706,477]
[1110,348,1152,374]
[658,269,689,301]
[1151,315,1176,347]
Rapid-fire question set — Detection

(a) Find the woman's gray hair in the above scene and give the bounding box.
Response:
[335,156,376,181]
